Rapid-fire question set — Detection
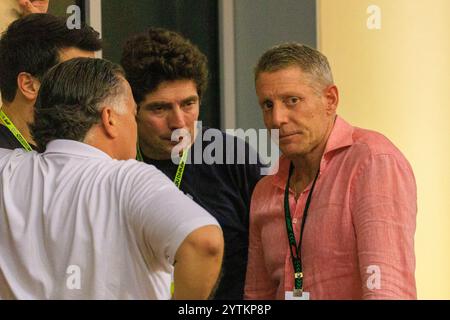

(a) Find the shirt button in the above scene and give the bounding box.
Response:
[292,218,298,224]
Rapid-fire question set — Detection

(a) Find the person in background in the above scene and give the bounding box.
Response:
[0,13,101,150]
[245,43,417,300]
[0,0,49,33]
[121,27,263,299]
[0,57,224,299]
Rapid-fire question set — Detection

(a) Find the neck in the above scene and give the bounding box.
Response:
[139,138,171,161]
[1,101,36,145]
[290,149,322,186]
[290,116,336,188]
[83,130,116,159]
[289,145,324,199]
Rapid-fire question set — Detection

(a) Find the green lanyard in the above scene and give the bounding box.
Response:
[0,110,33,151]
[136,142,188,189]
[284,162,320,297]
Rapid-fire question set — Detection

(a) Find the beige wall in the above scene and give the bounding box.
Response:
[318,0,450,299]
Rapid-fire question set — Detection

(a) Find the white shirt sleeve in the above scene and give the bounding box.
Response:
[121,160,220,265]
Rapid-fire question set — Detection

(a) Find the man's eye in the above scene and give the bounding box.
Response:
[285,97,300,106]
[261,101,273,110]
[151,106,165,112]
[183,100,197,108]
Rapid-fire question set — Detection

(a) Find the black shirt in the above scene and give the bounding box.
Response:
[142,128,263,299]
[0,124,37,150]
[0,124,23,150]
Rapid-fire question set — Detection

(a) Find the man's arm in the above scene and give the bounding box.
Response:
[351,153,417,299]
[124,162,224,299]
[244,183,277,299]
[172,225,224,300]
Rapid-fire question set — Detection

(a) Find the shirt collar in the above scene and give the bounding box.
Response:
[272,115,354,190]
[323,115,354,157]
[44,139,112,159]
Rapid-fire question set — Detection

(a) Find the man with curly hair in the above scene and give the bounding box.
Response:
[121,28,263,300]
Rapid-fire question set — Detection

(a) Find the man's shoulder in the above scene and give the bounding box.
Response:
[0,147,13,158]
[253,174,276,193]
[113,159,174,187]
[0,148,37,175]
[348,126,412,170]
[250,158,286,200]
[351,126,404,158]
[247,173,280,219]
[106,158,162,177]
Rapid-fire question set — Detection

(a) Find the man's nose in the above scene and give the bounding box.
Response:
[168,105,186,129]
[270,103,288,128]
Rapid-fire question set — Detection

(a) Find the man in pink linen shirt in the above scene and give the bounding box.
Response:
[244,43,417,300]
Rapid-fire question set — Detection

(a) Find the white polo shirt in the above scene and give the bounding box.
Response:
[0,140,220,299]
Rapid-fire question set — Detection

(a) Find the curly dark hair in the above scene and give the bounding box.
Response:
[120,27,208,104]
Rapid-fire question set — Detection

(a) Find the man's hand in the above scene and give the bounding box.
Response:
[18,0,49,15]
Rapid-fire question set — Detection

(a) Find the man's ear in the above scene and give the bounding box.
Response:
[17,72,40,101]
[324,85,339,115]
[101,106,119,138]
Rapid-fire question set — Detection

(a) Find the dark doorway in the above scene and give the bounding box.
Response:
[101,0,220,128]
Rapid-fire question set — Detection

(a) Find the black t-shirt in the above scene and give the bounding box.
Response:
[0,124,37,150]
[0,124,22,150]
[143,128,263,299]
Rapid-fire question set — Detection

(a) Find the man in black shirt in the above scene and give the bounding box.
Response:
[121,28,263,299]
[0,14,101,150]
[0,125,23,150]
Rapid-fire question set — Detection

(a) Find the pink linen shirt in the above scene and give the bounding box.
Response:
[244,116,417,300]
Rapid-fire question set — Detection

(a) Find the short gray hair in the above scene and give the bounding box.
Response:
[255,43,334,91]
[32,58,126,151]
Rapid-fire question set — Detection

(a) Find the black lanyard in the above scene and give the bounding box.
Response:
[284,162,320,296]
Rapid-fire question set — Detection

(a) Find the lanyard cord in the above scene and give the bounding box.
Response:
[136,141,188,189]
[0,110,33,151]
[284,162,320,293]
[172,148,188,188]
[136,141,144,162]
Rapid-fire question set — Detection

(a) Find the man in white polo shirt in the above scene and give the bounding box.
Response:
[0,57,224,300]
